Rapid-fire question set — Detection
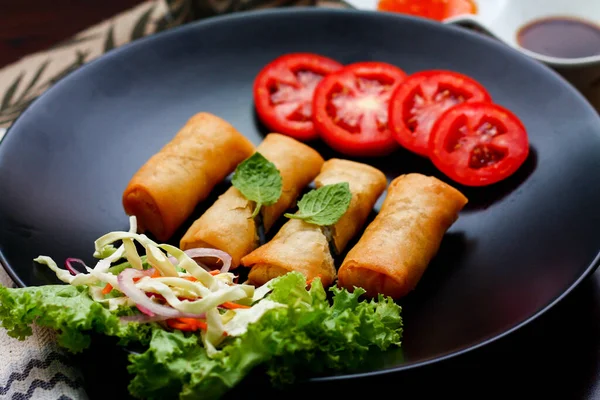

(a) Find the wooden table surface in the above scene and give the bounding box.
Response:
[0,0,144,68]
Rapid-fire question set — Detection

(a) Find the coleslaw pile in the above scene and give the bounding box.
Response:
[35,216,280,355]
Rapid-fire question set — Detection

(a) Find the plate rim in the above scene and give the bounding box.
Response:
[1,6,600,381]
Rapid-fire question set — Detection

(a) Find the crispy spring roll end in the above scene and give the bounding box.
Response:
[123,186,165,241]
[338,263,409,299]
[122,112,255,242]
[247,264,295,287]
[248,263,335,287]
[179,187,257,269]
[242,219,336,287]
[338,173,468,300]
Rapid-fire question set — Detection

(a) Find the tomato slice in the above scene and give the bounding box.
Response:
[253,53,343,141]
[389,70,492,157]
[313,62,407,157]
[429,102,530,187]
[377,0,477,21]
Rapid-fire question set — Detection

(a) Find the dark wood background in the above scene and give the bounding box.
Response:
[0,0,144,68]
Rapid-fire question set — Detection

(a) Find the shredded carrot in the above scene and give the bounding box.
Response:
[166,318,229,336]
[209,270,221,276]
[221,301,250,310]
[177,317,202,326]
[101,283,113,295]
[167,320,198,331]
[193,320,208,330]
[151,269,161,278]
[167,317,208,331]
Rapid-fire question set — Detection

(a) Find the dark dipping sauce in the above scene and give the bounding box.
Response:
[517,16,600,59]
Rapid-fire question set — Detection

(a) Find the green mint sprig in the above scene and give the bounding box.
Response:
[285,182,352,226]
[232,152,283,218]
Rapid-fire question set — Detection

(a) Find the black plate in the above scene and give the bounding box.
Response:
[1,7,600,381]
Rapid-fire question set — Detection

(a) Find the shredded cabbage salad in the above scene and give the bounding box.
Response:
[35,216,281,355]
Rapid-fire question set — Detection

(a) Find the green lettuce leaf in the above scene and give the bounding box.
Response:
[128,272,402,399]
[0,272,402,400]
[0,284,154,353]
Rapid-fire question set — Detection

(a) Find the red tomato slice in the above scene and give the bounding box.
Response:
[429,102,530,187]
[377,0,477,21]
[253,53,343,141]
[313,62,407,157]
[389,70,492,157]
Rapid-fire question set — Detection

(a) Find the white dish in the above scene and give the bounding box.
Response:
[343,0,600,110]
[444,0,600,68]
[344,0,600,67]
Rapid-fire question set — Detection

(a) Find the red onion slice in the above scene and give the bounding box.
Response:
[65,258,88,276]
[117,268,205,319]
[136,304,155,316]
[167,255,210,272]
[179,248,232,274]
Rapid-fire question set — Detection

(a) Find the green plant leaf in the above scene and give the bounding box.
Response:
[285,182,352,226]
[0,97,35,114]
[0,118,16,126]
[154,16,171,33]
[231,152,283,218]
[15,60,49,104]
[130,6,155,41]
[48,50,89,86]
[104,25,116,52]
[1,72,24,112]
[0,98,35,124]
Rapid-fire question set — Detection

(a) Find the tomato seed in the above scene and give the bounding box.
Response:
[469,144,506,169]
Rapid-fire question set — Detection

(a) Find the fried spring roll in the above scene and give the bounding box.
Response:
[242,159,387,287]
[315,159,387,254]
[338,173,468,299]
[180,133,324,268]
[260,134,325,232]
[244,218,337,287]
[122,113,255,241]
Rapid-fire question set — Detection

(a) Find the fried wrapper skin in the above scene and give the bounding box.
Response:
[242,158,386,285]
[180,186,256,268]
[122,112,255,241]
[315,158,387,254]
[338,173,468,299]
[180,133,324,268]
[242,218,336,287]
[258,134,325,232]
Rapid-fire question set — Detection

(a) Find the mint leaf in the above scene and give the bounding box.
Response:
[231,152,282,218]
[285,182,351,226]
